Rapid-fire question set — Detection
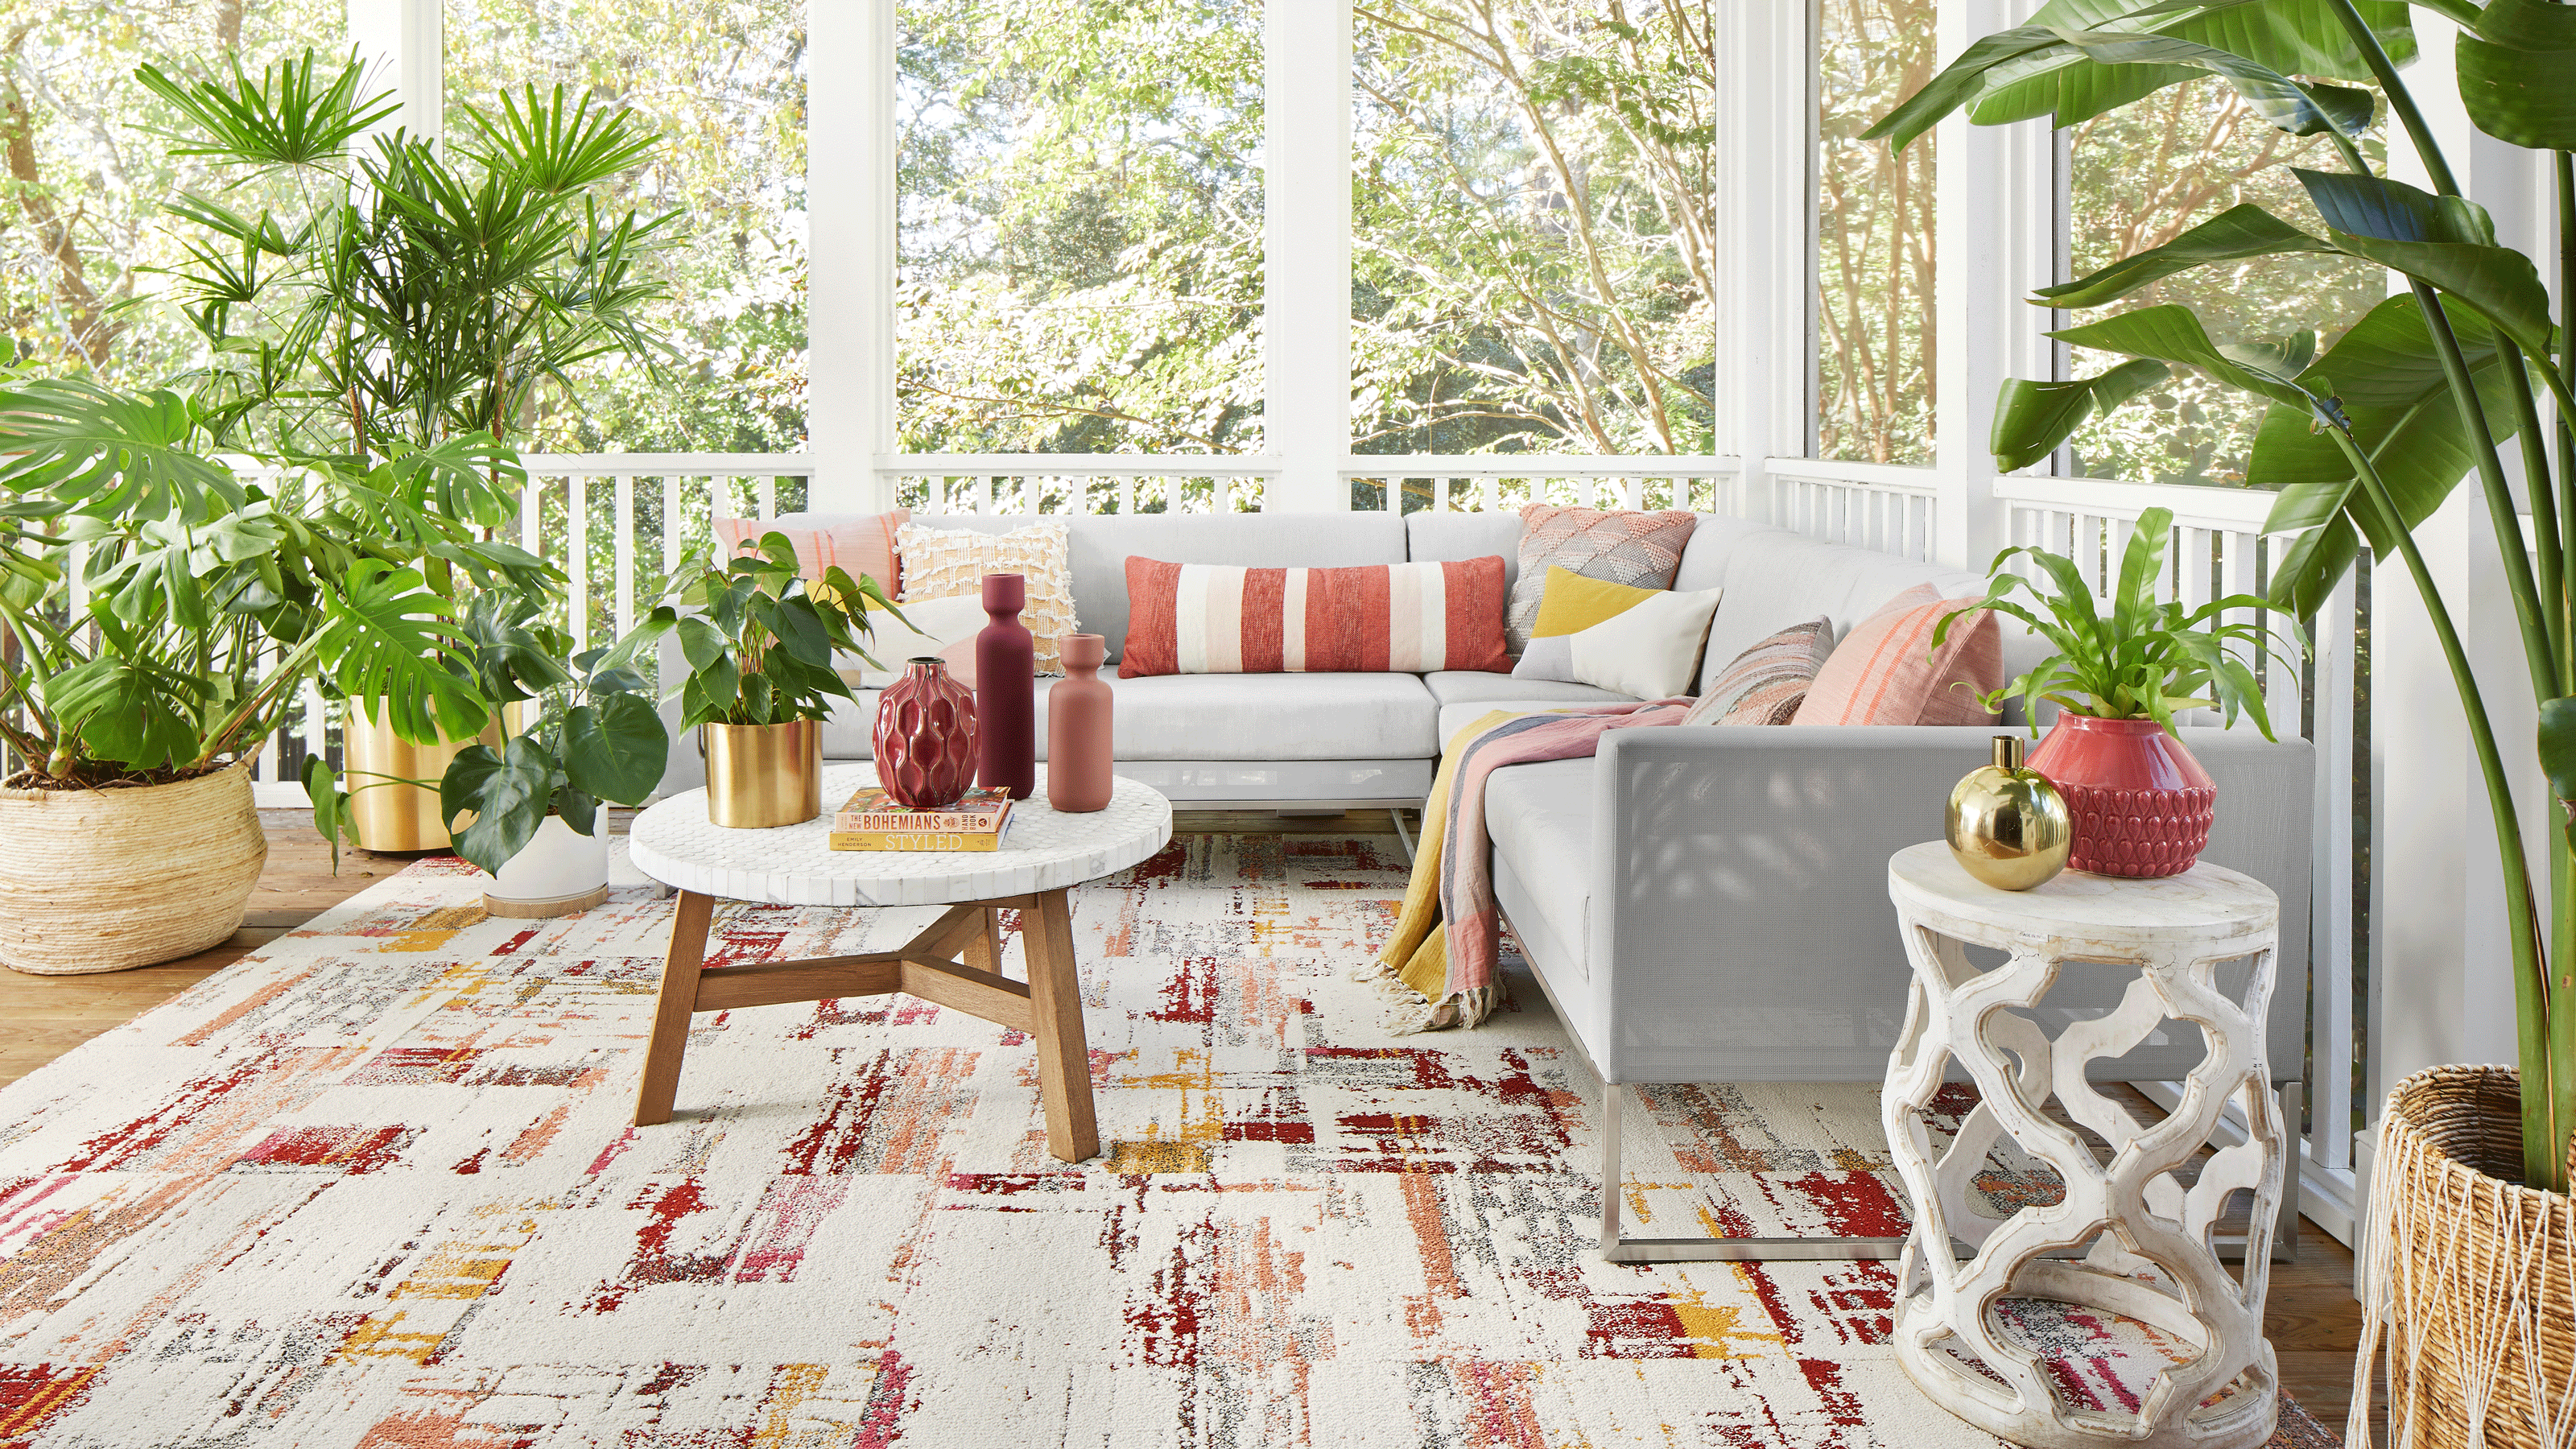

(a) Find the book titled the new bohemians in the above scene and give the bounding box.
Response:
[828,785,1016,852]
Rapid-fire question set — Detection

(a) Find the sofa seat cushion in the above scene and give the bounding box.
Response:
[1485,758,1594,980]
[1424,671,1633,708]
[821,670,1439,762]
[1437,701,1641,749]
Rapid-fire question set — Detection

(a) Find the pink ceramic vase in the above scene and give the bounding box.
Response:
[2025,712,2215,878]
[873,657,979,808]
[976,573,1037,801]
[1048,634,1113,812]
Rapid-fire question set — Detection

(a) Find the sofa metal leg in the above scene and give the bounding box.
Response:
[1389,807,1417,862]
[2271,1079,2303,1264]
[1597,1078,1909,1263]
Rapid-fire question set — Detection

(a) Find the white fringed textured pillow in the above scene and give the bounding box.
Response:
[894,519,1079,673]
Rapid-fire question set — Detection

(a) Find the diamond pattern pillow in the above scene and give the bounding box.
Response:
[1505,504,1697,653]
[894,518,1078,673]
[1681,617,1834,726]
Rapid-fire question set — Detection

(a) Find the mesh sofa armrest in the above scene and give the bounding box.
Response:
[1583,725,2314,1086]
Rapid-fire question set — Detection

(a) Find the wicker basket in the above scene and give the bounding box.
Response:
[2359,1065,2576,1449]
[0,761,266,975]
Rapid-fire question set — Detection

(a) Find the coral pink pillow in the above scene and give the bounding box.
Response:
[715,510,908,596]
[1790,584,2002,726]
[1121,557,1509,677]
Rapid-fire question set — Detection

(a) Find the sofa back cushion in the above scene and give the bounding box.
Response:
[906,513,1407,661]
[1120,556,1509,676]
[1406,512,1528,596]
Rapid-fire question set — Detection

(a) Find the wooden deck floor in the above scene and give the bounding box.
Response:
[0,808,2371,1429]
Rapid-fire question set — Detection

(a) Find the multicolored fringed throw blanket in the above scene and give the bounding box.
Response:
[1368,700,1688,1032]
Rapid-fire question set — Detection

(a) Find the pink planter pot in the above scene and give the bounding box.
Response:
[2025,713,2215,879]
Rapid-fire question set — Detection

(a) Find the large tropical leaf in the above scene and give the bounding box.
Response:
[1866,0,2410,151]
[559,694,668,806]
[2251,295,2521,606]
[0,380,242,522]
[2294,169,2557,352]
[316,561,486,744]
[2037,204,2340,309]
[2049,304,2317,406]
[42,655,206,771]
[440,737,559,877]
[2458,0,2576,149]
[1992,359,2174,469]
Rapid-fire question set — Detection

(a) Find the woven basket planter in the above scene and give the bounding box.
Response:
[0,761,266,975]
[2359,1065,2576,1449]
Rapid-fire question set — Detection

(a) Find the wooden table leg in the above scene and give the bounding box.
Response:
[634,889,716,1126]
[961,906,1005,976]
[1018,888,1100,1162]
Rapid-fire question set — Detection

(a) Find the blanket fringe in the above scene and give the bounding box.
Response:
[1351,960,1496,1035]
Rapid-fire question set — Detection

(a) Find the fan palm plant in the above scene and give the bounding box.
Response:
[1871,0,2576,1190]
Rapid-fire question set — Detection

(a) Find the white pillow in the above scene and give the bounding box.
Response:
[838,593,988,688]
[1567,585,1723,699]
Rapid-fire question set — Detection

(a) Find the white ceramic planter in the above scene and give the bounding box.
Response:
[483,814,611,919]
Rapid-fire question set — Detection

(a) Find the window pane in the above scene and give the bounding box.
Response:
[446,0,809,454]
[1815,0,1934,465]
[897,0,1263,456]
[2,2,345,382]
[2062,80,2387,485]
[1352,1,1715,457]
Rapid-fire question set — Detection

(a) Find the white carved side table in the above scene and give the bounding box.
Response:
[1883,841,2285,1449]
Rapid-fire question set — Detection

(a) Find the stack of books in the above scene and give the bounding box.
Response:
[828,785,1016,852]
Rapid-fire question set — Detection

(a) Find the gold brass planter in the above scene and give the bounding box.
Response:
[343,706,483,852]
[704,720,822,828]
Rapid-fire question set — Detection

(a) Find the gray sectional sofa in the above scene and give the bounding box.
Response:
[658,508,2315,1261]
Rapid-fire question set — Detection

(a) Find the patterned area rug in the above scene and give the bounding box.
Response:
[0,832,2335,1447]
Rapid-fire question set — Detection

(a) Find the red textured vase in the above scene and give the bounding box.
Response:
[873,657,979,808]
[2025,712,2215,879]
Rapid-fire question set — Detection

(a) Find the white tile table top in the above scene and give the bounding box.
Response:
[629,766,1173,906]
[1888,840,2277,944]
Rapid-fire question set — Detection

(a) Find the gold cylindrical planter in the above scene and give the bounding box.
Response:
[343,706,481,852]
[704,720,822,828]
[341,703,518,852]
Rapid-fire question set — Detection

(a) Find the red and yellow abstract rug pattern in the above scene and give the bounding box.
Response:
[0,834,2327,1446]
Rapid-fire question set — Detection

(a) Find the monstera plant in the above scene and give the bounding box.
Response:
[1875,0,2576,1436]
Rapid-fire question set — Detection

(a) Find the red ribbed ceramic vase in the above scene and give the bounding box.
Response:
[2025,713,2215,879]
[873,657,979,808]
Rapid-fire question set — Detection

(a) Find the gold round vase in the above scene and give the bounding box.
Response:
[703,720,822,828]
[1945,734,2073,891]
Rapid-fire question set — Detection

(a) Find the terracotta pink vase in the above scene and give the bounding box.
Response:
[976,573,1037,801]
[1048,634,1113,812]
[2025,712,2215,879]
[873,657,979,808]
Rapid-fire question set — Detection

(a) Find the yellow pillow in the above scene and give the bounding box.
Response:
[1530,565,1664,638]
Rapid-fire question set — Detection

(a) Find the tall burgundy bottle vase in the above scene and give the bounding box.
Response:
[974,572,1037,802]
[1048,634,1113,812]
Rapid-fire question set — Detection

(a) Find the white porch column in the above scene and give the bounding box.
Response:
[806,0,898,510]
[1262,2,1353,512]
[1715,0,1808,492]
[1930,0,2051,570]
[2371,15,2556,1099]
[346,0,442,145]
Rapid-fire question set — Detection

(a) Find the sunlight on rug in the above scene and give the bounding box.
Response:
[0,833,2334,1446]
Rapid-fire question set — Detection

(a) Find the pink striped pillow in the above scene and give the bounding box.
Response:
[1790,584,2002,726]
[1121,557,1510,677]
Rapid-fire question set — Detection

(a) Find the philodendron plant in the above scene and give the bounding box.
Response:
[1873,0,2576,1186]
[630,533,905,730]
[1938,506,2297,737]
[306,592,669,876]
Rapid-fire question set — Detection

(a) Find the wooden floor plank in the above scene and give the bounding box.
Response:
[0,806,2367,1425]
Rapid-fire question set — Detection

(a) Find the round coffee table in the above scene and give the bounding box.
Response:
[626,764,1172,1162]
[1883,840,2284,1448]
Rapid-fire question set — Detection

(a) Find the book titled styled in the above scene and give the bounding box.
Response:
[829,785,1015,852]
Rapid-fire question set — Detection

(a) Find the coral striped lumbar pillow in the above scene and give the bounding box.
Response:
[1121,556,1509,677]
[1790,584,2002,726]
